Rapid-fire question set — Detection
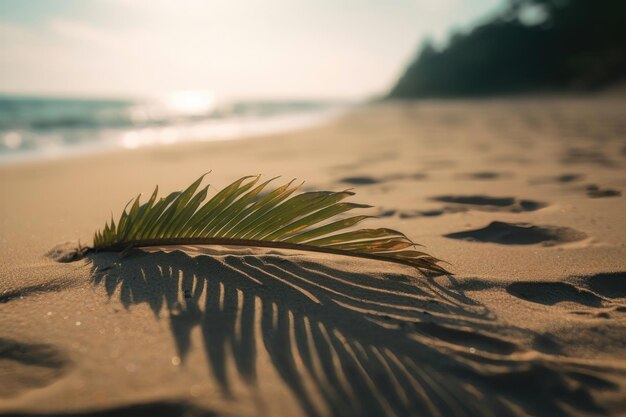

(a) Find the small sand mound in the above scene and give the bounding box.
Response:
[46,243,87,263]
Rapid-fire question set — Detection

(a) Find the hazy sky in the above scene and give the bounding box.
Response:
[0,0,503,100]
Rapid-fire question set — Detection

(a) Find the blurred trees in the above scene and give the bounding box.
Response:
[389,0,626,98]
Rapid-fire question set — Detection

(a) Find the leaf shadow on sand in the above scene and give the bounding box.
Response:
[88,249,618,417]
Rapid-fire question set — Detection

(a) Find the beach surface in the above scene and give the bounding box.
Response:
[1,97,626,417]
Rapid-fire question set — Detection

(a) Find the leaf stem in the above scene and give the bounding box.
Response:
[90,238,449,274]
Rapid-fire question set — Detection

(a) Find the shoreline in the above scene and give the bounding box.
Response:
[0,104,348,166]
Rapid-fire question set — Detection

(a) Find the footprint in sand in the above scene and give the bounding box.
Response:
[457,171,510,180]
[432,195,547,212]
[507,282,603,308]
[375,208,397,218]
[561,148,617,168]
[399,208,456,218]
[338,176,380,185]
[0,338,70,398]
[338,172,427,186]
[585,184,622,198]
[444,221,587,246]
[555,173,585,183]
[399,196,548,219]
[529,173,585,185]
[506,273,626,318]
[572,272,626,299]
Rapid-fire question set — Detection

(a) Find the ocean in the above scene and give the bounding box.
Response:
[0,93,345,163]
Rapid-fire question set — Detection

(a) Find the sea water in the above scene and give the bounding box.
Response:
[0,93,345,163]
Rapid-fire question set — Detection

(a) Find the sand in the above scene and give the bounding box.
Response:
[1,97,625,417]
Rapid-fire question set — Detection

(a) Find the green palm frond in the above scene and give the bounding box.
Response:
[92,174,448,274]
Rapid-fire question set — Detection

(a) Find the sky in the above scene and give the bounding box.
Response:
[0,0,504,100]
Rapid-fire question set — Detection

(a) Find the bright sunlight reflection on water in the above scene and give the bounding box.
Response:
[0,91,346,163]
[165,90,216,116]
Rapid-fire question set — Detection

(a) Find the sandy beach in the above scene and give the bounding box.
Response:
[1,97,626,416]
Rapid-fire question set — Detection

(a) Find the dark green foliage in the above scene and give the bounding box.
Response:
[389,0,626,98]
[93,175,448,274]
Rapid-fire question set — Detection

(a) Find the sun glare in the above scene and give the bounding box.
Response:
[166,90,216,116]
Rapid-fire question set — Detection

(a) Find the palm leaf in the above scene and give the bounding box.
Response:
[91,175,449,274]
